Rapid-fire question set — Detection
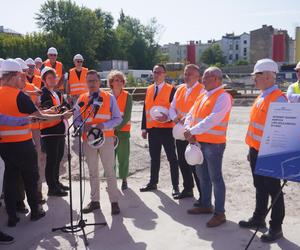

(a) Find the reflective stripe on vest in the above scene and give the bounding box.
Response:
[245,88,287,150]
[116,90,131,132]
[145,83,174,129]
[175,83,204,119]
[0,86,32,143]
[68,67,88,96]
[191,88,232,144]
[78,91,114,139]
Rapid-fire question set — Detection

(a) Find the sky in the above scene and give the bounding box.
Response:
[0,0,299,45]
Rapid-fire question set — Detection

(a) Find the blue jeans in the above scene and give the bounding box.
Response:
[196,142,226,214]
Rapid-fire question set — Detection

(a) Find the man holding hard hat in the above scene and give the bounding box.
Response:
[239,59,287,242]
[140,64,179,196]
[184,66,232,228]
[169,64,204,200]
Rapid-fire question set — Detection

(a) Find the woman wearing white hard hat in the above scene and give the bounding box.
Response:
[239,59,287,242]
[184,66,233,228]
[169,64,205,201]
[39,67,72,197]
[140,64,179,196]
[66,54,88,107]
[108,70,132,190]
[0,59,72,227]
[287,61,300,103]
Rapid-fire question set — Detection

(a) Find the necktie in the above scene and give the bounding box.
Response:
[153,85,158,100]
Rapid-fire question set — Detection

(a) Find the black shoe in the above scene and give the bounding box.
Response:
[82,201,100,214]
[261,228,283,242]
[7,216,20,227]
[31,208,46,221]
[16,201,29,214]
[58,183,70,191]
[174,190,194,200]
[48,188,68,197]
[140,184,157,192]
[239,217,266,229]
[111,202,120,215]
[172,187,180,197]
[0,231,14,245]
[121,180,128,190]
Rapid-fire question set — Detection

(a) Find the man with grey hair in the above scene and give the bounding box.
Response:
[239,59,287,242]
[183,66,233,228]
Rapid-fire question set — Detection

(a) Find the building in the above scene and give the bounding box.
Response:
[160,42,187,63]
[219,32,250,64]
[0,25,21,36]
[296,27,300,62]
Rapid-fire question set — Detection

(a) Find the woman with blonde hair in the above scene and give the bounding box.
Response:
[108,70,132,190]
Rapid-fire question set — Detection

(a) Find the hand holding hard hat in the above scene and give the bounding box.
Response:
[87,127,105,149]
[172,123,186,141]
[150,106,169,123]
[185,143,204,166]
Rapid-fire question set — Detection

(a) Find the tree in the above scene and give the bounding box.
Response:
[200,43,225,66]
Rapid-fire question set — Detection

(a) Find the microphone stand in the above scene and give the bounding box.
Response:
[52,103,107,246]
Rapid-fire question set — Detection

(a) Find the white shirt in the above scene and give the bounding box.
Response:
[153,82,165,96]
[169,82,205,121]
[184,85,232,135]
[287,81,300,103]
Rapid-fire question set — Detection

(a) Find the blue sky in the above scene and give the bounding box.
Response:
[1,0,299,44]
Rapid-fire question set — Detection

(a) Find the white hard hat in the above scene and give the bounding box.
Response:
[185,143,204,166]
[41,66,56,78]
[47,47,58,55]
[34,57,43,63]
[73,54,84,61]
[294,61,300,70]
[15,58,29,70]
[172,123,186,141]
[87,127,105,149]
[25,58,35,66]
[0,59,22,73]
[252,58,279,75]
[150,106,169,123]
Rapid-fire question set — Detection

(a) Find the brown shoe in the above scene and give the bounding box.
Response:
[82,201,100,214]
[206,213,226,227]
[111,202,120,215]
[187,206,214,215]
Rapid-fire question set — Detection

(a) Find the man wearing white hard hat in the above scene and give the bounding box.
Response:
[34,57,43,76]
[67,54,88,106]
[76,70,122,215]
[287,61,300,103]
[239,59,287,242]
[25,58,42,89]
[169,64,204,201]
[0,59,72,227]
[184,66,232,228]
[42,47,65,92]
[140,64,179,196]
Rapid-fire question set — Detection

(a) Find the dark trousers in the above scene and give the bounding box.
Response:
[249,147,285,229]
[176,140,201,196]
[148,128,179,188]
[0,140,39,217]
[41,136,65,190]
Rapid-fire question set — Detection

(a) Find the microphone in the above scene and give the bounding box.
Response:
[93,96,103,118]
[87,92,99,108]
[71,101,85,112]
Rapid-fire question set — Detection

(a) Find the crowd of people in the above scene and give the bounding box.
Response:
[0,46,300,245]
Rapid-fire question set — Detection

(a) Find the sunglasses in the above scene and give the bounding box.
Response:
[76,60,83,63]
[28,65,35,69]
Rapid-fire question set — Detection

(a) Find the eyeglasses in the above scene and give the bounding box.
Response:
[48,54,57,57]
[153,71,165,75]
[76,60,83,63]
[28,65,35,69]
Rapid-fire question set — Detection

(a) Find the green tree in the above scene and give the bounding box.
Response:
[200,43,225,66]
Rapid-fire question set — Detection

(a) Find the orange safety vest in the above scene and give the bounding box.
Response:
[78,91,114,139]
[245,88,286,151]
[44,59,64,90]
[145,83,175,129]
[0,86,32,143]
[68,67,88,96]
[116,90,131,132]
[40,91,62,130]
[24,82,40,130]
[27,75,42,89]
[190,88,232,144]
[175,83,204,119]
[34,68,41,76]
